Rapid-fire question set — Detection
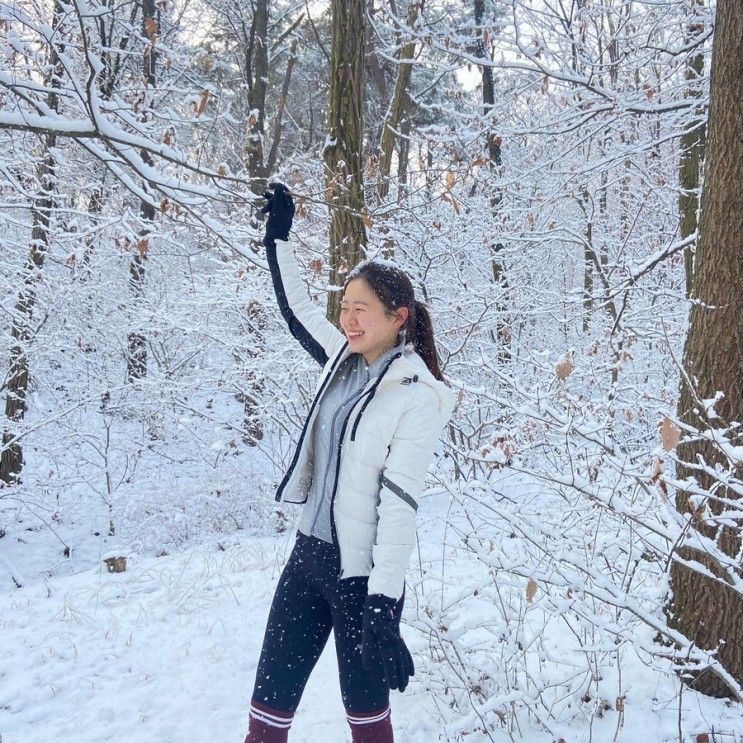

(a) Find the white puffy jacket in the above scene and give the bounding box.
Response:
[266,239,457,600]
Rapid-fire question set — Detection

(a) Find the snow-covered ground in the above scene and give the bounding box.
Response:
[1,481,741,742]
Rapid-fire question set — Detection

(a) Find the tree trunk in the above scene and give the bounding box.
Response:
[1,1,63,484]
[377,0,423,204]
[246,0,269,194]
[396,90,412,198]
[578,186,594,333]
[679,0,707,298]
[365,0,389,153]
[126,0,157,382]
[266,38,298,175]
[667,0,743,697]
[474,0,509,360]
[323,0,367,324]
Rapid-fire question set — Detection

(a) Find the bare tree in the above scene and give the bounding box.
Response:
[245,0,269,194]
[1,0,64,484]
[126,0,158,382]
[473,0,509,359]
[376,0,423,204]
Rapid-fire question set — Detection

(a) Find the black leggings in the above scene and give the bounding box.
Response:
[251,532,404,714]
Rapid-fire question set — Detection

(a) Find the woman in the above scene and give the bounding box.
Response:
[245,183,456,743]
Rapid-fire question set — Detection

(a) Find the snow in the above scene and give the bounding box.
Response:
[2,481,740,742]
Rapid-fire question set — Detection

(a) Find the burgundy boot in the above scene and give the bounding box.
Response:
[244,699,293,743]
[346,706,394,743]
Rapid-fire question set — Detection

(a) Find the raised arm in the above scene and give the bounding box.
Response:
[262,183,343,365]
[265,239,343,365]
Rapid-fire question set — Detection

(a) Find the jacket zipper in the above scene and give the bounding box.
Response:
[328,354,402,578]
[275,341,349,502]
[348,352,403,442]
[308,383,372,535]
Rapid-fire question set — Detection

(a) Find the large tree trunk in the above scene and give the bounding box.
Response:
[1,1,63,484]
[323,0,367,323]
[667,0,743,698]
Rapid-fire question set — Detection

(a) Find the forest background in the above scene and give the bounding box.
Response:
[1,0,742,740]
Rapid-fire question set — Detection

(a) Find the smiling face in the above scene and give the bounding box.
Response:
[340,278,408,365]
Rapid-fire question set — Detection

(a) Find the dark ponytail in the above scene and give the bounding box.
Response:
[344,261,445,381]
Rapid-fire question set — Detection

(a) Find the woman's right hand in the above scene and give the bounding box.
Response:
[261,181,295,246]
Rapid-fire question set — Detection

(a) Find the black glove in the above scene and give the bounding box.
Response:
[361,594,415,692]
[261,181,295,246]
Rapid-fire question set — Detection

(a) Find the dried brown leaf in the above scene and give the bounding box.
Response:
[526,578,538,603]
[690,501,707,523]
[144,18,159,43]
[659,416,681,451]
[367,154,378,178]
[196,90,210,116]
[440,191,460,214]
[555,353,575,380]
[651,458,669,502]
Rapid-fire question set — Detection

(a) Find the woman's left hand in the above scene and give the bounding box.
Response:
[361,594,415,691]
[261,181,295,246]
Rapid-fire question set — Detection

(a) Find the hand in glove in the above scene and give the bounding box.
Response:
[261,181,295,246]
[361,594,415,692]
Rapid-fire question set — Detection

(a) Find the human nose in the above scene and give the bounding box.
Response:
[343,309,359,326]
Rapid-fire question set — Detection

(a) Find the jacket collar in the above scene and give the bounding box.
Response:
[331,337,456,417]
[367,337,407,378]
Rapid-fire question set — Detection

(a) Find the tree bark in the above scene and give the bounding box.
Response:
[266,38,298,175]
[667,0,743,697]
[679,0,707,298]
[376,0,423,204]
[126,0,157,382]
[323,0,367,324]
[396,90,412,198]
[1,1,63,484]
[474,0,509,360]
[245,0,269,194]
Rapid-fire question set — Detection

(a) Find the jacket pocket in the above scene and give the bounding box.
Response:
[335,489,378,525]
[334,509,377,575]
